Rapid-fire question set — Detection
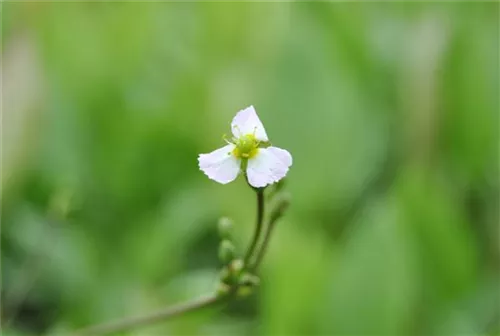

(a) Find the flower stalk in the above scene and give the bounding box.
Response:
[72,294,224,336]
[252,192,290,271]
[244,188,265,266]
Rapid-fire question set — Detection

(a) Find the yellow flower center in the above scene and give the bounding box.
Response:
[232,134,259,159]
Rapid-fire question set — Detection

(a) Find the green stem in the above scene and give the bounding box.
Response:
[72,294,224,336]
[252,192,290,271]
[252,213,279,271]
[243,188,265,266]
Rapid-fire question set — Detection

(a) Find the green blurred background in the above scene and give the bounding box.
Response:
[2,2,499,336]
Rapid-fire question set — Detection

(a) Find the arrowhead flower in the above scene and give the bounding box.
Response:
[198,106,292,188]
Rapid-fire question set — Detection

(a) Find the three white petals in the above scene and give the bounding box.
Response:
[198,106,292,188]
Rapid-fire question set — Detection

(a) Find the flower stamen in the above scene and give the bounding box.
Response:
[232,133,259,159]
[222,134,233,145]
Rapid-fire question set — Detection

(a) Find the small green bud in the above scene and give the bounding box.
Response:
[239,273,260,287]
[221,259,245,285]
[217,217,233,239]
[218,240,236,264]
[236,285,254,298]
[229,259,244,277]
[269,192,291,223]
[216,282,231,297]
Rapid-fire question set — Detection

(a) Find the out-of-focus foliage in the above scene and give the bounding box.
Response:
[1,3,498,336]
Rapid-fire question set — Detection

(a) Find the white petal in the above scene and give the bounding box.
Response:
[198,145,241,184]
[246,146,292,188]
[231,105,269,142]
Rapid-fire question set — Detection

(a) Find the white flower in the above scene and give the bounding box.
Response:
[198,106,293,188]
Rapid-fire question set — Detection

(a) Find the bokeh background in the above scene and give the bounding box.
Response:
[2,2,499,336]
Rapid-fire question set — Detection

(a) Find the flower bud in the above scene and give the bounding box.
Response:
[229,259,244,276]
[236,285,254,298]
[216,282,231,297]
[239,273,260,287]
[217,217,233,239]
[218,240,236,264]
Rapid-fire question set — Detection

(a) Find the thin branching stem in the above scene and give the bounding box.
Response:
[72,187,270,335]
[243,188,265,266]
[251,215,278,272]
[72,294,224,336]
